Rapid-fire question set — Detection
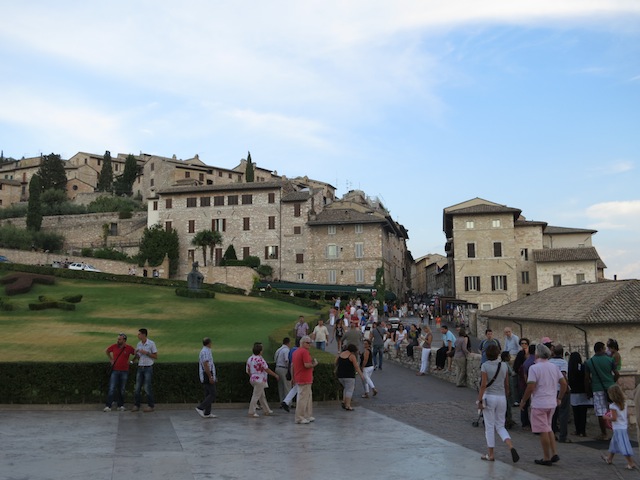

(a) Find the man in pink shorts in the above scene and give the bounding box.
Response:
[520,343,567,466]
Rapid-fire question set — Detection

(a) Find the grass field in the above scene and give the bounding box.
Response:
[0,277,322,362]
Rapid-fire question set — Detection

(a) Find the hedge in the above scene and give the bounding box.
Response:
[0,361,342,404]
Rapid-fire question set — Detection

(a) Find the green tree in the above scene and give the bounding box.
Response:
[190,229,222,266]
[37,153,67,192]
[138,224,180,275]
[223,244,237,260]
[26,174,43,231]
[96,150,113,192]
[245,151,254,182]
[114,154,138,196]
[373,265,386,312]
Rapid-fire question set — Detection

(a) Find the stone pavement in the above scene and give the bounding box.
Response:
[0,335,638,480]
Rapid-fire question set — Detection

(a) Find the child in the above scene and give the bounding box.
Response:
[602,384,637,470]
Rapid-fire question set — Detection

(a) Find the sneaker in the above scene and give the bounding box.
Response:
[264,410,274,416]
[143,406,155,413]
[295,419,310,424]
[103,407,111,412]
[195,407,206,418]
[307,417,315,422]
[248,413,259,418]
[281,402,290,413]
[130,406,140,412]
[205,413,217,419]
[117,406,126,412]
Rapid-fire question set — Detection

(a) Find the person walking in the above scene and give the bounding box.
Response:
[294,316,309,347]
[602,384,637,469]
[273,337,291,404]
[195,337,217,419]
[104,333,135,412]
[246,342,279,417]
[311,319,329,351]
[336,344,364,410]
[292,335,317,424]
[132,328,157,413]
[585,341,620,441]
[477,344,519,463]
[360,339,378,398]
[371,321,386,370]
[520,344,567,466]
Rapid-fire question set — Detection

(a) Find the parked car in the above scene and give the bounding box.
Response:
[68,262,101,272]
[0,255,11,263]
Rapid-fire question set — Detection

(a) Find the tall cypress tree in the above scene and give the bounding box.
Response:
[114,154,138,196]
[26,174,43,231]
[97,150,113,192]
[245,151,255,182]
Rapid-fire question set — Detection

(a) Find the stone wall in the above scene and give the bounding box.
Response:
[176,262,257,294]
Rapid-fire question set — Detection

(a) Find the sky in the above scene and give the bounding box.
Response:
[1,1,639,279]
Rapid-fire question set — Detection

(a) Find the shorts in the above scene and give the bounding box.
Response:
[592,391,608,417]
[530,407,554,433]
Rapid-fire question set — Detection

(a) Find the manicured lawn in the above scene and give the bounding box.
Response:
[0,277,321,362]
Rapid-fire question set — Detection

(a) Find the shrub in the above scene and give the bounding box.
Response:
[81,248,94,257]
[93,247,131,262]
[62,295,83,303]
[256,265,273,278]
[175,288,215,299]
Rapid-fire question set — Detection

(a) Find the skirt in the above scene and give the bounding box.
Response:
[609,429,634,457]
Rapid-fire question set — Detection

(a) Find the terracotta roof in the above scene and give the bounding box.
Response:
[308,208,386,226]
[483,280,640,324]
[544,225,597,235]
[532,247,601,263]
[447,204,522,216]
[515,219,547,228]
[281,191,310,202]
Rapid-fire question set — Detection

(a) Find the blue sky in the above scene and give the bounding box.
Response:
[1,1,639,279]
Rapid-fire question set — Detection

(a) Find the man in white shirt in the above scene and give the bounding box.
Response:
[503,327,521,357]
[274,337,291,403]
[132,328,158,412]
[195,337,217,419]
[312,320,329,351]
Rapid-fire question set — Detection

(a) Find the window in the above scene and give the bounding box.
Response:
[296,253,304,264]
[188,220,195,233]
[242,194,253,205]
[464,276,480,291]
[200,197,210,207]
[326,244,338,259]
[152,201,158,211]
[328,270,337,284]
[294,226,302,235]
[521,248,529,261]
[212,218,226,232]
[297,273,305,280]
[243,217,250,231]
[355,224,363,234]
[185,171,191,178]
[150,162,154,171]
[109,223,118,236]
[521,271,530,284]
[553,275,562,286]
[227,195,238,205]
[165,198,172,209]
[214,248,223,265]
[328,225,336,235]
[466,220,474,229]
[165,221,172,232]
[576,273,585,284]
[467,243,476,258]
[199,173,204,182]
[150,178,154,187]
[491,275,508,291]
[493,242,502,257]
[228,173,232,179]
[268,193,275,204]
[294,203,301,217]
[268,216,276,229]
[243,247,250,259]
[355,242,364,258]
[214,196,224,206]
[265,246,279,259]
[355,269,364,283]
[186,197,197,208]
[218,171,223,177]
[187,249,194,261]
[492,219,501,228]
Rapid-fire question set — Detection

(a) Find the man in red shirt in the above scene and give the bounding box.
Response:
[292,335,317,424]
[104,333,136,412]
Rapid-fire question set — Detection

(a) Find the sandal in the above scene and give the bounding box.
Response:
[626,465,637,470]
[511,448,520,463]
[480,454,494,461]
[361,394,369,399]
[373,389,378,396]
[601,455,612,465]
[345,406,354,411]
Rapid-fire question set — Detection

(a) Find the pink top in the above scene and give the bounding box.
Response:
[527,359,563,409]
[246,354,268,383]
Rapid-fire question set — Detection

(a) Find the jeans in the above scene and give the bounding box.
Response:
[106,370,129,407]
[315,341,326,351]
[552,393,571,441]
[134,366,154,407]
[372,344,384,369]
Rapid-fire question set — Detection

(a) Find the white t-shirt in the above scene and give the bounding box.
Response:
[610,403,628,430]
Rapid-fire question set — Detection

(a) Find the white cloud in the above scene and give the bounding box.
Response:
[586,200,640,231]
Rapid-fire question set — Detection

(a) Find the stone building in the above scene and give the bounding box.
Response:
[442,197,606,311]
[478,279,640,369]
[411,253,446,298]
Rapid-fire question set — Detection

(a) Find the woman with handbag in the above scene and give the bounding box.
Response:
[477,344,519,463]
